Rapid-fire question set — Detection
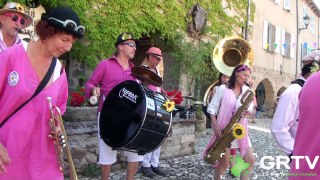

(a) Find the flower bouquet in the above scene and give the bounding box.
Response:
[165,90,184,104]
[69,87,86,106]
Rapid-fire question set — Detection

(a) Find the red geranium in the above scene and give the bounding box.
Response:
[166,90,183,104]
[69,87,86,106]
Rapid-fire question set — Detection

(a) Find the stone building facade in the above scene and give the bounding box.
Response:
[250,0,320,114]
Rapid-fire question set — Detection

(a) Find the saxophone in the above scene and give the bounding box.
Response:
[47,97,78,180]
[204,89,254,164]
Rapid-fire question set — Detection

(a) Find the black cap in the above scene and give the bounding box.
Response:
[114,32,137,47]
[41,6,84,39]
[301,62,313,76]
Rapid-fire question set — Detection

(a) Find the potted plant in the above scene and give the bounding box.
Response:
[63,87,98,122]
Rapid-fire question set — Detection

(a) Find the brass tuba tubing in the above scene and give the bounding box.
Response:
[47,97,78,180]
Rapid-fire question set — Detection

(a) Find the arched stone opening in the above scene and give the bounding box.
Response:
[255,78,275,117]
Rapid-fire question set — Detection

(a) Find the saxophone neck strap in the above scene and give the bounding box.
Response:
[0,58,57,128]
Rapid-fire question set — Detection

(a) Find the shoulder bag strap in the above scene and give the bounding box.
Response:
[0,58,57,128]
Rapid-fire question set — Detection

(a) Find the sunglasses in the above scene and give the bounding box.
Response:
[3,13,27,25]
[236,65,250,72]
[122,42,136,48]
[48,17,85,35]
[151,55,162,61]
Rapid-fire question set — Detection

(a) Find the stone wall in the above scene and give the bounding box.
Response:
[63,107,201,173]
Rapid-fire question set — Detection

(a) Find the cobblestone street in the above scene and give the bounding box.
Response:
[80,118,290,180]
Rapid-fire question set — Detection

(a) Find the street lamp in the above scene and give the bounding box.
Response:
[296,13,311,77]
[298,14,311,34]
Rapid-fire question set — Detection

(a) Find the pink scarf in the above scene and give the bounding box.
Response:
[202,87,250,160]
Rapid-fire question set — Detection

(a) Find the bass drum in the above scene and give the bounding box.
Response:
[99,80,172,155]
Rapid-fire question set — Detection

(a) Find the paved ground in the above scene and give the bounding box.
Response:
[79,118,291,180]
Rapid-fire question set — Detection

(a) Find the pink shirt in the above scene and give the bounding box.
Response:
[271,78,304,155]
[0,44,68,179]
[85,56,135,112]
[0,30,24,53]
[289,72,320,179]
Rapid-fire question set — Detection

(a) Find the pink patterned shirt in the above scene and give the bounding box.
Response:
[0,44,68,179]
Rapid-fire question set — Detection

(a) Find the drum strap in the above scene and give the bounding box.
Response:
[0,58,57,128]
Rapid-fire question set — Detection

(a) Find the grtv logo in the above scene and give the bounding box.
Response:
[261,156,319,170]
[220,153,319,179]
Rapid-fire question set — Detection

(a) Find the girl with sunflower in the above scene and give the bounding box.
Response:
[202,64,255,180]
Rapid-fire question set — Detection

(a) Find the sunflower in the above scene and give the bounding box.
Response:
[162,100,175,112]
[232,123,246,139]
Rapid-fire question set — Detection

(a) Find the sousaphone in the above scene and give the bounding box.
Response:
[203,36,253,119]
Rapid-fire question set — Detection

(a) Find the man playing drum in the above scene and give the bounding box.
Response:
[85,32,142,180]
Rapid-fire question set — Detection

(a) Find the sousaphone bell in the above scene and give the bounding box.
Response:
[203,36,253,123]
[212,36,253,76]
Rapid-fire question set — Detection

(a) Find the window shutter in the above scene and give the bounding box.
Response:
[275,27,281,53]
[263,21,268,50]
[284,0,291,10]
[290,33,295,58]
[280,29,285,55]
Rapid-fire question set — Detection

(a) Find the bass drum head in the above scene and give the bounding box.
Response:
[100,80,146,148]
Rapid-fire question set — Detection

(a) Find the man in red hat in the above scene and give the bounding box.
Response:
[139,47,167,178]
[0,2,33,53]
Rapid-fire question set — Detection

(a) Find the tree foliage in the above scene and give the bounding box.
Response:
[1,0,255,87]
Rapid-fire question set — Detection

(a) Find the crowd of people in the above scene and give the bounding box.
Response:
[0,1,320,180]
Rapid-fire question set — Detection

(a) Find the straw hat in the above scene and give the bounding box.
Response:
[0,2,33,28]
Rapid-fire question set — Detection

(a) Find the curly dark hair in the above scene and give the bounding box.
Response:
[35,20,65,40]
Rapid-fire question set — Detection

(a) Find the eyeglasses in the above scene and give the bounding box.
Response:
[122,42,136,48]
[48,17,85,35]
[236,65,250,72]
[3,13,26,25]
[151,55,162,61]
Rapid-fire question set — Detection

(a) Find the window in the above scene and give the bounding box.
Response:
[284,0,291,10]
[284,32,291,57]
[263,21,276,53]
[281,30,295,58]
[302,5,307,28]
[310,16,315,34]
[274,0,280,5]
[301,43,313,59]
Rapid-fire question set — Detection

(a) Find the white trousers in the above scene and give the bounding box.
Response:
[142,146,161,167]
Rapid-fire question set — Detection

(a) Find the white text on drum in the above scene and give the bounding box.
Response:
[119,87,138,103]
